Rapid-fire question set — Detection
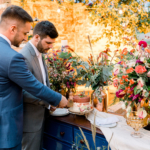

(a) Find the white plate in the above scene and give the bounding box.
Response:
[50,108,69,116]
[97,122,117,128]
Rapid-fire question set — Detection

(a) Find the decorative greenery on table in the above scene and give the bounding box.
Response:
[67,36,117,102]
[46,49,79,94]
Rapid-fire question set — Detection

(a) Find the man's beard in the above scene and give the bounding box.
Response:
[13,33,23,47]
[37,40,49,54]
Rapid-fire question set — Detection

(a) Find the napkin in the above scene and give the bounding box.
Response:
[95,116,119,126]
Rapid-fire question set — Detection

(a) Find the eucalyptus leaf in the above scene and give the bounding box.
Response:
[85,81,91,88]
[136,89,141,94]
[77,80,87,85]
[134,87,137,95]
[145,91,149,98]
[81,61,89,70]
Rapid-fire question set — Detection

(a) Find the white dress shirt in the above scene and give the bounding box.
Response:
[29,41,47,86]
[0,34,11,46]
[29,41,51,109]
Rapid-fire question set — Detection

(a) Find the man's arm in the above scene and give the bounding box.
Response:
[23,90,50,107]
[8,53,63,107]
[22,58,50,108]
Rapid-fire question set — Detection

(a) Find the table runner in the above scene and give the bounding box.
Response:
[86,108,150,150]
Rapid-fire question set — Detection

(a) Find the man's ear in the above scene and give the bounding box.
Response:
[34,34,40,42]
[9,25,17,34]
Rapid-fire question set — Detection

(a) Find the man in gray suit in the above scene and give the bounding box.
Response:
[20,21,61,150]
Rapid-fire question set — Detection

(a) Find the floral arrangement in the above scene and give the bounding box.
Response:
[113,40,150,107]
[78,91,86,98]
[67,36,117,102]
[46,49,78,94]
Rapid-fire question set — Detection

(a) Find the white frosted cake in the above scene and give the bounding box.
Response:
[72,102,93,112]
[72,95,93,112]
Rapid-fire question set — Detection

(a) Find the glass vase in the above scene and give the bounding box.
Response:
[92,88,107,112]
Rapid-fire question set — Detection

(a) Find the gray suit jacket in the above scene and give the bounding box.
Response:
[20,42,50,132]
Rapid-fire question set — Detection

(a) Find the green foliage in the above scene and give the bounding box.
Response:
[46,50,79,92]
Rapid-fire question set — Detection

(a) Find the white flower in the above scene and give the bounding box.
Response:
[136,77,144,90]
[137,108,147,119]
[121,102,126,109]
[126,105,131,113]
[142,89,149,98]
[113,64,120,70]
[113,64,120,75]
[140,57,145,62]
[122,68,126,74]
[126,106,131,118]
[126,60,136,68]
[134,51,139,57]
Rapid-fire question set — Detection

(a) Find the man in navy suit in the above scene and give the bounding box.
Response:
[0,5,68,150]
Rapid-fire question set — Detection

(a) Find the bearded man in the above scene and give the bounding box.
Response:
[0,6,68,150]
[20,21,61,150]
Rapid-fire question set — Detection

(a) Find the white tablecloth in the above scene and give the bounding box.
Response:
[86,108,150,150]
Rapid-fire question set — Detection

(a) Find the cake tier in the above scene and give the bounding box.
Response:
[72,102,93,112]
[73,95,90,103]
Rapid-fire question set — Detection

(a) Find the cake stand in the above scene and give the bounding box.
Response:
[68,107,94,116]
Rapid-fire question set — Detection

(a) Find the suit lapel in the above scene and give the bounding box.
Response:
[28,42,44,84]
[42,54,50,88]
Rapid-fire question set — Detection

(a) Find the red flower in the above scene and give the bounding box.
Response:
[135,65,147,74]
[138,41,147,48]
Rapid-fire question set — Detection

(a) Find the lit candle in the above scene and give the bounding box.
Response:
[61,40,68,47]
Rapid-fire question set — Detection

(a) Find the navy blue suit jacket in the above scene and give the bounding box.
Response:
[0,37,61,148]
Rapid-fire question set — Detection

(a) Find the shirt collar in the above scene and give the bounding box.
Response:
[29,41,41,57]
[0,34,11,46]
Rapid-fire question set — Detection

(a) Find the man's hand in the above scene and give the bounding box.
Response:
[57,95,68,108]
[50,106,56,112]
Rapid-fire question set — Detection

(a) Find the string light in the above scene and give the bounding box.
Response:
[119,10,123,14]
[57,8,60,13]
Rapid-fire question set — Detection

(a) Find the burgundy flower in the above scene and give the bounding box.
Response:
[138,41,147,48]
[129,93,134,98]
[116,89,125,98]
[117,61,122,64]
[138,97,143,102]
[136,59,143,64]
[132,94,140,101]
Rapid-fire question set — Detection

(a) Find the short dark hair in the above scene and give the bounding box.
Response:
[33,21,58,39]
[0,5,33,23]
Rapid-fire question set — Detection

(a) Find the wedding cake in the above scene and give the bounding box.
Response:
[72,93,93,112]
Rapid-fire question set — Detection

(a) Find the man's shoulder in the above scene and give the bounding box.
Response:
[19,42,32,59]
[0,44,19,60]
[20,42,30,54]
